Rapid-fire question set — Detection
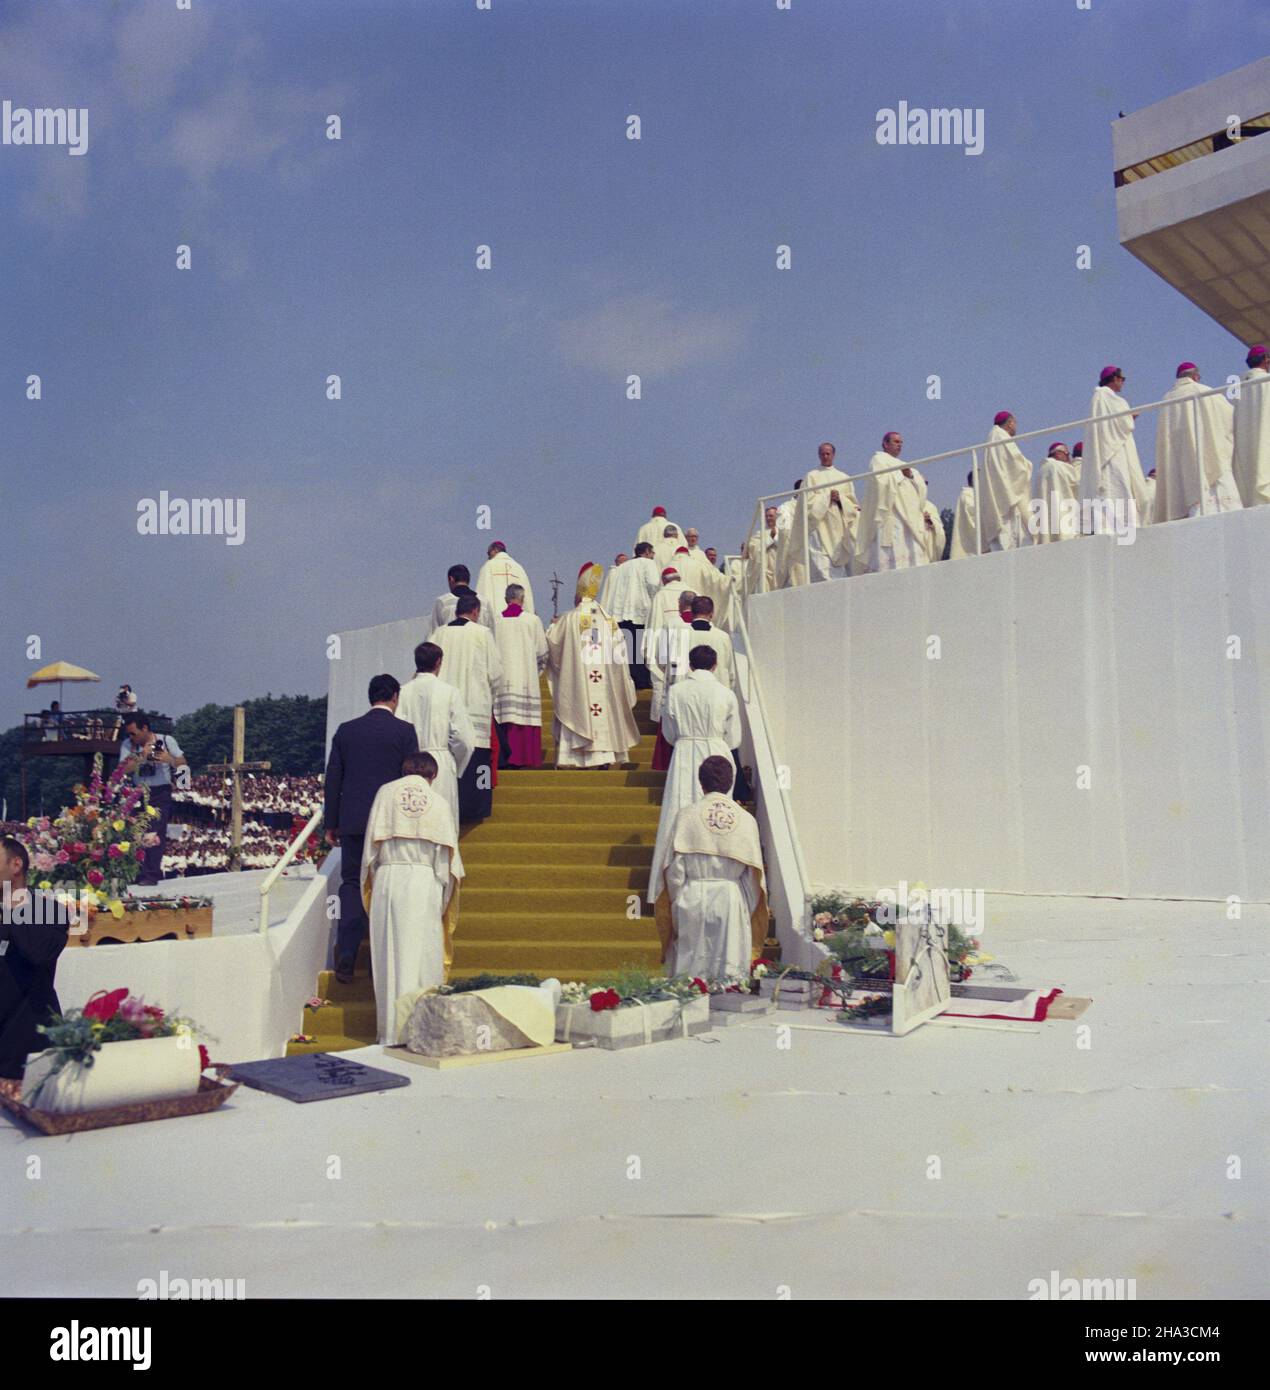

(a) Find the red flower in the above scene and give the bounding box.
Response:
[87,869,104,887]
[691,977,708,994]
[962,966,973,980]
[589,988,620,1013]
[198,1044,211,1072]
[83,988,129,1022]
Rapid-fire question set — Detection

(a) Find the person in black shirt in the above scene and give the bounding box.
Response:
[0,837,70,1082]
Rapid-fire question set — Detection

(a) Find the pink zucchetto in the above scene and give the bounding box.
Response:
[1246,345,1266,365]
[1047,442,1066,456]
[1176,362,1198,376]
[1099,365,1121,384]
[652,506,666,516]
[993,411,1013,426]
[661,566,679,580]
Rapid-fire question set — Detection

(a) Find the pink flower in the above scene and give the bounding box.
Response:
[55,849,70,864]
[87,869,104,887]
[107,844,122,859]
[33,852,56,873]
[89,847,104,861]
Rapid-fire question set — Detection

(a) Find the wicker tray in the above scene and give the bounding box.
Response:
[0,1069,239,1135]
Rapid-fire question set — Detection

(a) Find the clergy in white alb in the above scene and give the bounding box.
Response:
[674,542,734,630]
[1232,345,1270,509]
[645,568,687,718]
[476,541,536,617]
[773,483,803,588]
[492,584,548,768]
[425,564,496,639]
[921,499,945,564]
[648,592,735,715]
[599,541,659,690]
[744,506,780,593]
[395,642,476,828]
[361,754,463,1045]
[981,412,1033,550]
[646,648,742,906]
[1030,442,1082,543]
[654,754,767,981]
[432,593,504,820]
[948,473,978,559]
[801,441,861,580]
[636,506,684,551]
[546,562,639,768]
[1152,363,1242,522]
[1079,366,1152,534]
[854,432,933,572]
[653,524,688,574]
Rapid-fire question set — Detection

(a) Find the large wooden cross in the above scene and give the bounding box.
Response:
[206,706,270,872]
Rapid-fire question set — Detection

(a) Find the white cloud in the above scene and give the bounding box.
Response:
[556,294,747,379]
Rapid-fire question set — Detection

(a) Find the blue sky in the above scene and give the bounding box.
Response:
[2,0,1265,729]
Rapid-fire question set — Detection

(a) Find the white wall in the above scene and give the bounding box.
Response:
[326,612,432,747]
[745,507,1270,903]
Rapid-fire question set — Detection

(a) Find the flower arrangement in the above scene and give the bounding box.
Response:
[20,756,160,917]
[124,895,213,912]
[559,966,710,1013]
[810,890,993,983]
[29,988,208,1105]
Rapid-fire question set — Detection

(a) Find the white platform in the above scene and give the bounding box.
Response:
[4,894,1265,1300]
[746,508,1270,903]
[52,865,337,1065]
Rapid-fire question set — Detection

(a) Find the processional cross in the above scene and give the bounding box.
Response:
[206,705,270,872]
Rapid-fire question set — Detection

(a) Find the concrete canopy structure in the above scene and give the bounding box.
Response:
[1113,57,1270,343]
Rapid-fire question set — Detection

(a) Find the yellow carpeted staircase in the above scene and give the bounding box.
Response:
[289,674,666,1055]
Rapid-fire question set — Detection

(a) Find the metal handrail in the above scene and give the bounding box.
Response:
[742,373,1270,566]
[728,598,812,944]
[257,805,323,933]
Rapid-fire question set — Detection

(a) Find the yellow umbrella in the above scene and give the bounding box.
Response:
[26,661,102,708]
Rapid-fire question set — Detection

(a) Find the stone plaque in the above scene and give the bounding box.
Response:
[228,1053,411,1103]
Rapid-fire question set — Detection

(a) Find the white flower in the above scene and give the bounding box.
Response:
[813,927,825,941]
[753,963,768,978]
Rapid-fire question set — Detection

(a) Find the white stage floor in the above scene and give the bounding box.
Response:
[3,895,1265,1299]
[130,869,314,935]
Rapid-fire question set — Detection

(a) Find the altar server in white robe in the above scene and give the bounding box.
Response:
[773,482,803,587]
[361,753,463,1045]
[1153,362,1242,522]
[1232,345,1270,509]
[425,564,496,638]
[546,562,639,768]
[599,541,659,689]
[646,647,741,906]
[492,584,548,768]
[1030,442,1082,544]
[395,641,475,827]
[855,432,935,572]
[801,442,861,580]
[636,506,683,551]
[1080,366,1152,533]
[647,584,694,725]
[654,755,767,980]
[432,594,503,820]
[948,472,978,559]
[476,541,535,617]
[675,540,734,630]
[981,412,1034,550]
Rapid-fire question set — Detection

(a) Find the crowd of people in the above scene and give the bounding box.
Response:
[160,824,318,875]
[172,773,322,821]
[742,349,1270,589]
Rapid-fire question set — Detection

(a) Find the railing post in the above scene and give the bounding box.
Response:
[971,448,983,555]
[800,483,810,585]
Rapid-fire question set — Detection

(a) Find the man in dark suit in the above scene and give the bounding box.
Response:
[324,675,419,983]
[0,837,70,1082]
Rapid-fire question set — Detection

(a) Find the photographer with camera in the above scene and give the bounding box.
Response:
[118,712,187,884]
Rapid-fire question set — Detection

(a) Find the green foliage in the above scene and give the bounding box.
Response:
[0,725,81,821]
[175,694,327,776]
[440,973,541,995]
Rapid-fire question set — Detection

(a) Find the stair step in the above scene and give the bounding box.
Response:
[461,887,651,914]
[286,1035,369,1056]
[493,784,662,804]
[459,842,654,866]
[452,941,662,972]
[457,913,654,940]
[483,804,660,823]
[456,864,650,888]
[504,770,664,787]
[460,822,657,845]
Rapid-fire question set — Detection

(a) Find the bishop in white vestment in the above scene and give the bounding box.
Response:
[477,542,535,617]
[773,485,803,588]
[636,506,684,551]
[654,755,767,981]
[1153,363,1242,522]
[432,594,504,819]
[1031,443,1081,544]
[1232,345,1270,509]
[981,413,1033,550]
[646,652,741,906]
[361,756,463,1045]
[1080,366,1152,533]
[395,643,476,828]
[546,562,639,768]
[854,433,933,572]
[493,584,548,767]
